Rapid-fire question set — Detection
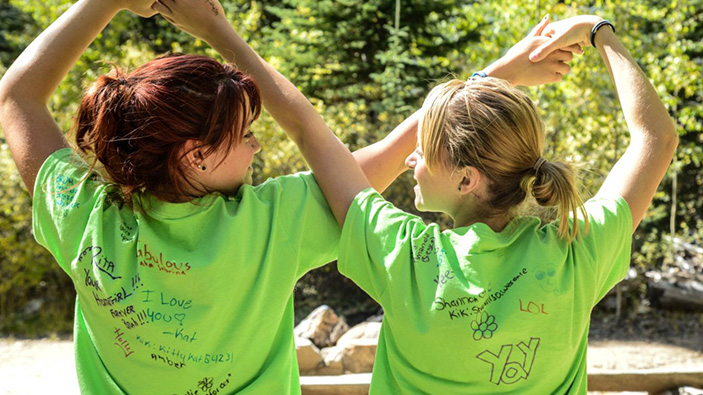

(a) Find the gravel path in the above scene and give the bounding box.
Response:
[1,338,701,394]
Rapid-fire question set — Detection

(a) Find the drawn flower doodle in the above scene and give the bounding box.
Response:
[198,377,214,391]
[471,312,498,341]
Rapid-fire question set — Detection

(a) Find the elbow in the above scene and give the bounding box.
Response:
[0,68,15,103]
[0,76,20,113]
[648,117,679,158]
[664,121,679,155]
[0,87,11,124]
[0,81,10,108]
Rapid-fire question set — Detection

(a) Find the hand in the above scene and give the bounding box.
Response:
[114,0,159,18]
[152,0,229,42]
[529,15,604,62]
[484,15,584,86]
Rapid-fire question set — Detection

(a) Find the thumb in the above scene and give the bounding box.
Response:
[529,14,550,37]
[529,36,563,62]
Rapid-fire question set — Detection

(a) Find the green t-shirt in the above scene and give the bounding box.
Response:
[32,148,340,394]
[339,189,632,394]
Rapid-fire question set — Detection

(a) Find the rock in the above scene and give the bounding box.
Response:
[294,305,349,348]
[317,346,344,375]
[339,339,377,374]
[295,337,323,375]
[316,340,378,375]
[365,309,384,323]
[336,322,381,347]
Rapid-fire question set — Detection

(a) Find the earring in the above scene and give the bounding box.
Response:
[199,164,207,172]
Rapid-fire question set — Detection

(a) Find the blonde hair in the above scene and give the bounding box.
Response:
[419,77,588,241]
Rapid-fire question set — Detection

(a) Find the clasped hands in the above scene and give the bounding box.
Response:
[118,0,603,89]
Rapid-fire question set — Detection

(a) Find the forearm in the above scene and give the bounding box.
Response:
[202,22,370,224]
[352,110,418,193]
[595,28,678,230]
[202,24,326,145]
[595,30,676,146]
[209,25,414,194]
[0,0,121,105]
[0,0,124,193]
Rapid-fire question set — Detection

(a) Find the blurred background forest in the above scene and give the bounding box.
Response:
[1,0,702,336]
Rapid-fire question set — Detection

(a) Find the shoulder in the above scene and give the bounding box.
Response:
[250,171,323,199]
[33,148,109,208]
[578,193,633,242]
[584,194,632,223]
[345,187,428,239]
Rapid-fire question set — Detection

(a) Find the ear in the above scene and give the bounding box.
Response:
[457,166,482,196]
[182,139,204,170]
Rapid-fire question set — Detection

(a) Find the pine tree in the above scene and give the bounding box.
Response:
[261,0,479,126]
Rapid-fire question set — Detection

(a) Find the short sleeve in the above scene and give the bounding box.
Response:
[32,148,106,275]
[576,194,633,305]
[265,172,341,278]
[337,188,430,303]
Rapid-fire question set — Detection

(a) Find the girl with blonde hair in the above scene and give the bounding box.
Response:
[329,16,677,393]
[206,11,674,395]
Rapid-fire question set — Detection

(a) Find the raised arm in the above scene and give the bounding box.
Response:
[156,2,587,224]
[352,15,585,192]
[0,0,155,194]
[155,0,370,225]
[529,16,678,231]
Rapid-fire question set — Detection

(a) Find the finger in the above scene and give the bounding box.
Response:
[529,14,551,37]
[549,49,574,63]
[560,44,584,55]
[554,61,571,75]
[152,1,172,15]
[541,26,556,38]
[162,14,176,24]
[529,35,564,62]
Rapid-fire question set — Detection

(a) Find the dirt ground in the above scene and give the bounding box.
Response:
[1,312,701,394]
[0,340,701,394]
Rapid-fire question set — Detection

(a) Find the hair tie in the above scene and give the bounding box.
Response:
[533,157,547,174]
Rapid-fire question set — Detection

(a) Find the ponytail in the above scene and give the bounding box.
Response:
[529,159,589,242]
[74,69,143,200]
[421,77,588,242]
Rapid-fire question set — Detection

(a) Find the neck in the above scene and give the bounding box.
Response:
[450,198,513,232]
[452,214,512,232]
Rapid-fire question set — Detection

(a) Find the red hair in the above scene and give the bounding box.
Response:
[73,53,262,203]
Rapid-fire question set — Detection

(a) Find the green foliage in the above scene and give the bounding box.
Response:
[1,0,702,335]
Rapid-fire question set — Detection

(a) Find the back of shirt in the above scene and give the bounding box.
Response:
[339,189,632,394]
[32,149,340,394]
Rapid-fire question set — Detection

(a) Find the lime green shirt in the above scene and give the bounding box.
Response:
[32,148,340,394]
[339,189,632,394]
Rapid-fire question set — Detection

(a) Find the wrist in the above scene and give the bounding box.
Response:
[200,19,236,48]
[94,0,125,13]
[481,59,517,85]
[590,20,615,48]
[593,25,617,49]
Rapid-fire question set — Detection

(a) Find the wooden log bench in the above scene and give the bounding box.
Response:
[300,368,703,394]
